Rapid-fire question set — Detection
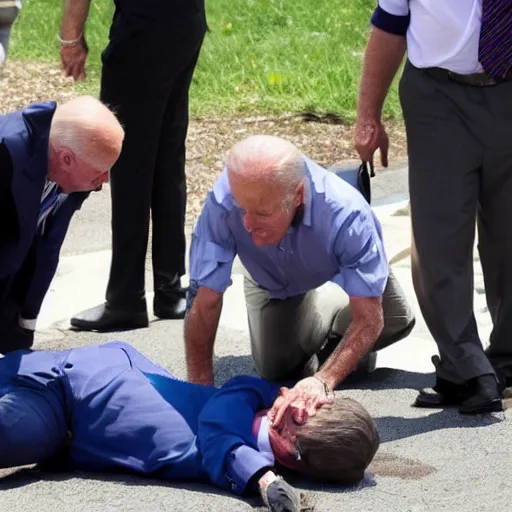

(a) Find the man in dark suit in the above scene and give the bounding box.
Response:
[59,0,207,331]
[0,341,379,511]
[0,96,124,353]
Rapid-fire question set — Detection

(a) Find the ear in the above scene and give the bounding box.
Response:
[57,146,77,172]
[294,180,305,207]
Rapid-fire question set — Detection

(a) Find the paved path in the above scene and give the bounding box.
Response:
[1,165,511,512]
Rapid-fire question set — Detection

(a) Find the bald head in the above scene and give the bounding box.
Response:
[48,95,124,193]
[226,135,305,190]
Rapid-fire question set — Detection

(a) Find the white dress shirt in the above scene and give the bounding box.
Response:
[373,0,484,74]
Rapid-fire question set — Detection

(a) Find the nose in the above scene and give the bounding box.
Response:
[243,213,256,233]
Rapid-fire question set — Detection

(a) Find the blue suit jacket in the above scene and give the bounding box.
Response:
[0,342,281,495]
[0,101,88,320]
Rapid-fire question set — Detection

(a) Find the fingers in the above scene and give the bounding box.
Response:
[271,391,296,427]
[354,120,390,169]
[60,45,88,82]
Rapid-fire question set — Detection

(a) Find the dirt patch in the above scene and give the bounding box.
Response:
[0,60,408,224]
[370,452,437,480]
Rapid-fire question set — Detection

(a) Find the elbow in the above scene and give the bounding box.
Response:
[185,284,223,321]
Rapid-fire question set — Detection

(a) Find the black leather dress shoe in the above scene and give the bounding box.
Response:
[414,377,469,408]
[459,374,503,414]
[153,287,187,320]
[70,303,149,332]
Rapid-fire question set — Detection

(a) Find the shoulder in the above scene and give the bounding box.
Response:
[200,169,237,224]
[211,168,235,210]
[0,101,56,173]
[306,157,371,224]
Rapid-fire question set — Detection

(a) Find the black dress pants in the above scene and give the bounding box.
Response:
[100,12,206,311]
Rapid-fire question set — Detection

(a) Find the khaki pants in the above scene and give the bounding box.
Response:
[244,267,414,381]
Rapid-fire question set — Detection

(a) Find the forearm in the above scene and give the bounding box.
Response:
[357,26,407,120]
[184,292,222,384]
[316,309,383,389]
[61,0,91,39]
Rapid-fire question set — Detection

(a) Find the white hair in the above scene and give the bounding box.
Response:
[50,96,124,172]
[226,135,305,198]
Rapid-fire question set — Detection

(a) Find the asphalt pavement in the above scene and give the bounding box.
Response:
[2,162,511,512]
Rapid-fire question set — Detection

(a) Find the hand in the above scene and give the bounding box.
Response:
[262,476,301,512]
[60,36,89,81]
[353,118,389,168]
[258,469,278,493]
[268,377,333,429]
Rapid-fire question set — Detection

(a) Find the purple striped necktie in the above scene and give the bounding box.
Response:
[478,0,512,78]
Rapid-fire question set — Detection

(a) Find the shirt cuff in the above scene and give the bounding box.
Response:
[198,269,233,295]
[225,445,273,496]
[18,316,37,331]
[370,5,410,36]
[331,269,388,298]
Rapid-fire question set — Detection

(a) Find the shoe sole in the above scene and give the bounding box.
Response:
[413,398,462,409]
[459,399,503,415]
[70,319,149,332]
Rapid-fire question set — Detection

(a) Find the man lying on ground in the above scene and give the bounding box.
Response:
[0,341,379,511]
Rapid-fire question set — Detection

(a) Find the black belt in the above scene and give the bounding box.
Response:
[424,66,512,87]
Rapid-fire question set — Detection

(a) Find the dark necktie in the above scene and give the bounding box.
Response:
[478,0,512,78]
[38,181,60,233]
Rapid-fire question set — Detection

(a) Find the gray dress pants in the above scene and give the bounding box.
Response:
[244,267,414,381]
[399,61,512,383]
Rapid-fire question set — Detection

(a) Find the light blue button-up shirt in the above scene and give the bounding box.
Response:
[188,157,388,300]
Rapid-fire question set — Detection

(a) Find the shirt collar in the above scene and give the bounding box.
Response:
[256,415,275,465]
[301,173,312,227]
[287,162,312,232]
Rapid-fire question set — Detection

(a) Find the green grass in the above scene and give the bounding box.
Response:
[9,0,402,121]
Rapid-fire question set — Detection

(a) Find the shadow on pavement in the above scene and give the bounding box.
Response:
[375,408,504,444]
[214,354,256,385]
[339,367,436,391]
[215,355,437,392]
[0,467,263,508]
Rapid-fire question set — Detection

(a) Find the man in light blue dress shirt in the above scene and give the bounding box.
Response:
[184,135,414,407]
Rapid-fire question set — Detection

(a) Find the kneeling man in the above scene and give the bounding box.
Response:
[185,135,414,404]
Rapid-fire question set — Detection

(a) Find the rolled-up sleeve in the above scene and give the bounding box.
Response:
[371,0,410,36]
[331,207,388,298]
[188,193,236,295]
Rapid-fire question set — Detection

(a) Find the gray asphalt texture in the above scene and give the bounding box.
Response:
[2,162,511,512]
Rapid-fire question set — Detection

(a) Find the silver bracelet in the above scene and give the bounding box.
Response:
[313,375,333,397]
[57,33,83,46]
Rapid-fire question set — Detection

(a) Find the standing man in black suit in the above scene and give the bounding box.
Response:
[59,0,207,331]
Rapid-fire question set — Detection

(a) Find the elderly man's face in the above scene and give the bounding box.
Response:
[50,146,114,193]
[229,174,304,247]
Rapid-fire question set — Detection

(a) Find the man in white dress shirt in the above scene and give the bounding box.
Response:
[353,0,512,414]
